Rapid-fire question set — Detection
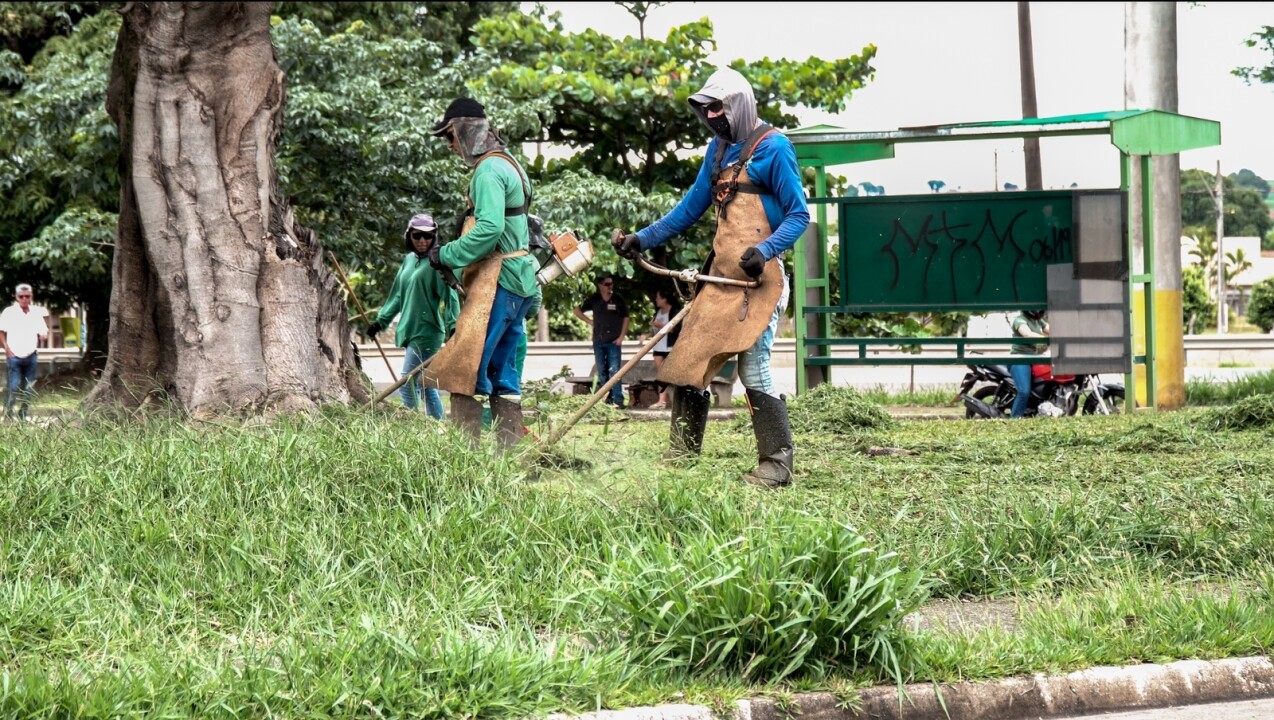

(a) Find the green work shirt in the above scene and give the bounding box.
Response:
[438,154,539,299]
[376,253,460,353]
[1010,313,1048,355]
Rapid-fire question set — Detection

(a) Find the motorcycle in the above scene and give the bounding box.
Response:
[958,363,1126,419]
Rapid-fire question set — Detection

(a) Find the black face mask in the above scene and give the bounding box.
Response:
[706,114,731,140]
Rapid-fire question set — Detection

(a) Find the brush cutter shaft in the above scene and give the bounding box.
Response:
[543,302,693,447]
[330,251,399,383]
[369,355,434,407]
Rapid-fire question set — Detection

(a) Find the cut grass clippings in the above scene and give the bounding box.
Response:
[1202,392,1274,431]
[787,384,897,434]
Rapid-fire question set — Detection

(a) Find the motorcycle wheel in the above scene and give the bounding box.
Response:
[1083,387,1125,415]
[965,385,1006,419]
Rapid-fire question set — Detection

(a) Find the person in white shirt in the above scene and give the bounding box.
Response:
[0,283,50,420]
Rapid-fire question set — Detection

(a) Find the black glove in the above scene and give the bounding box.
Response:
[427,243,446,271]
[611,228,643,260]
[739,246,766,278]
[365,320,383,341]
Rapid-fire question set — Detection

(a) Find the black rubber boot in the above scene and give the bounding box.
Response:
[742,389,794,488]
[489,395,525,452]
[664,385,711,460]
[450,393,485,443]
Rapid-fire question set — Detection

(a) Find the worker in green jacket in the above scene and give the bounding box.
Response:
[425,97,539,448]
[366,213,459,419]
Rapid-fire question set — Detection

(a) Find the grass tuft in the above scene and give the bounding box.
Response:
[587,511,925,683]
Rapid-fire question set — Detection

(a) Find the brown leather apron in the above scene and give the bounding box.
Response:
[657,163,785,390]
[419,216,497,397]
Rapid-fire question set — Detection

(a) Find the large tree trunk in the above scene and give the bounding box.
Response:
[89,2,369,417]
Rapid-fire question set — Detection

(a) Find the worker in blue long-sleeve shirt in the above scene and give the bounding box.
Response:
[612,66,810,489]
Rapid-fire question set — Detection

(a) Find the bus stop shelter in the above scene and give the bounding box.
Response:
[787,109,1222,411]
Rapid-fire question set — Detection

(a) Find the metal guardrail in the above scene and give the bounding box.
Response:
[16,334,1274,376]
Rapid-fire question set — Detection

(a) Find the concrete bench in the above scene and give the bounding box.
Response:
[566,358,736,408]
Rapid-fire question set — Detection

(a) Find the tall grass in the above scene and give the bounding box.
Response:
[587,511,924,682]
[1185,369,1274,405]
[3,394,1274,716]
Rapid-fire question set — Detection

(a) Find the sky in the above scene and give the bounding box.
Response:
[525,1,1274,195]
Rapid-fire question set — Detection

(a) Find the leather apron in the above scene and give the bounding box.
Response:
[418,216,501,397]
[657,163,785,390]
[421,152,532,397]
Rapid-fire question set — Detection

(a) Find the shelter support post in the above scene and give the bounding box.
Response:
[795,165,832,394]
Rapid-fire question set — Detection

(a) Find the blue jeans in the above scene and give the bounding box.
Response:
[738,274,791,397]
[401,344,443,419]
[1010,363,1033,418]
[592,342,624,406]
[5,353,38,420]
[475,286,536,398]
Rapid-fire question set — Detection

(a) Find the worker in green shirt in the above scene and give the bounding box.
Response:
[423,97,538,449]
[366,213,459,419]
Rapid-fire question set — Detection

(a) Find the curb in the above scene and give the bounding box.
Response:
[549,656,1274,720]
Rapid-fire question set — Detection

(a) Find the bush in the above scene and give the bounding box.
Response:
[1247,277,1274,333]
[1182,265,1215,334]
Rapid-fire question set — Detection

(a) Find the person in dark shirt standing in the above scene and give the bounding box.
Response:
[574,275,630,408]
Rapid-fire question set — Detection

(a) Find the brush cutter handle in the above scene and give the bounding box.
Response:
[635,255,760,289]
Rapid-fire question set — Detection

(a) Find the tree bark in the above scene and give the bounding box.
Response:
[89,2,369,418]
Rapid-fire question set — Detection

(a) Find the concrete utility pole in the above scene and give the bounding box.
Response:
[1216,161,1227,334]
[1017,1,1043,190]
[1125,1,1184,409]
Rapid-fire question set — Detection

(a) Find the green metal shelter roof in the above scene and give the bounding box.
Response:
[787,109,1221,167]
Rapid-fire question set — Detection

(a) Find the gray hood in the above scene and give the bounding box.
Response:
[450,117,508,167]
[688,66,759,145]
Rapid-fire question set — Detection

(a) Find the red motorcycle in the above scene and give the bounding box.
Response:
[959,363,1125,419]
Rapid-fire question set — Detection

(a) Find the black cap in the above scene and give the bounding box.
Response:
[430,97,486,136]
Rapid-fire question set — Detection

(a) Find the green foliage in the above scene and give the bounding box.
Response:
[530,168,682,338]
[591,511,923,682]
[0,1,104,67]
[10,204,114,286]
[1247,277,1274,333]
[1234,24,1274,86]
[1181,265,1215,335]
[3,1,880,341]
[1230,168,1270,198]
[1180,168,1274,249]
[269,15,467,307]
[0,9,120,309]
[274,1,518,60]
[472,8,875,195]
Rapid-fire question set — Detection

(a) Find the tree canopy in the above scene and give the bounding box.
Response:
[1180,169,1274,250]
[1,1,879,350]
